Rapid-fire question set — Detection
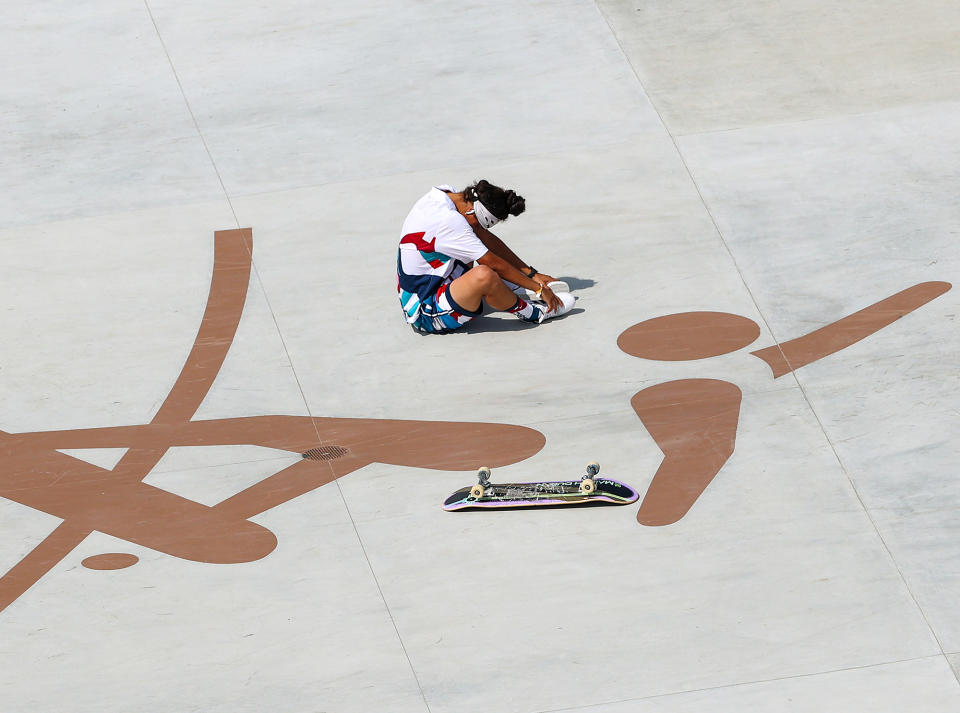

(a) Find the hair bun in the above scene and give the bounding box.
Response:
[505,190,526,216]
[467,179,525,220]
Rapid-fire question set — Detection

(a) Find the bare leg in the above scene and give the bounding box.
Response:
[448,265,522,312]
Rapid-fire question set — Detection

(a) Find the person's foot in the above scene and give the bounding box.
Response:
[537,292,576,322]
[508,292,576,323]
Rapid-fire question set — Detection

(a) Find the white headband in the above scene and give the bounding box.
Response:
[471,200,501,230]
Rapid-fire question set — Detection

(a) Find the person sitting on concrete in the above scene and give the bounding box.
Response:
[397,180,575,334]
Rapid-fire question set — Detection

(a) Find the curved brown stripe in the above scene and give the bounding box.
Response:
[108,229,252,484]
[751,281,952,378]
[632,379,742,526]
[0,230,256,612]
[153,228,252,424]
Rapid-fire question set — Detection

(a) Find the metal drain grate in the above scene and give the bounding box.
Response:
[302,445,350,461]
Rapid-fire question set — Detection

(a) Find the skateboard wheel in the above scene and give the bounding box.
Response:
[586,462,600,476]
[579,479,596,495]
[478,466,491,479]
[470,484,485,499]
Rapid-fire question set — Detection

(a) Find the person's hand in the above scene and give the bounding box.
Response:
[534,272,557,284]
[537,283,562,313]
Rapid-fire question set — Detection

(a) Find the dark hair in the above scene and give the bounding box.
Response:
[463,179,525,221]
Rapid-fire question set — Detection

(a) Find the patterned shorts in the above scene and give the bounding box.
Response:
[410,283,482,334]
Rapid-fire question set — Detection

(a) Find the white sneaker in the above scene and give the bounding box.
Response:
[538,291,577,322]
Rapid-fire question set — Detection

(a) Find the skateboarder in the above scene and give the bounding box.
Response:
[397,180,576,333]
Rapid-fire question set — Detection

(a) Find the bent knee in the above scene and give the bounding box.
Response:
[469,265,501,289]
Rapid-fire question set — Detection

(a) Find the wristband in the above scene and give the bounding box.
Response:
[525,265,537,278]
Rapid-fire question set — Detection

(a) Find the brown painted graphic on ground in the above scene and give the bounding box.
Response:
[81,553,140,571]
[620,281,951,526]
[0,230,544,614]
[630,379,742,526]
[749,282,951,378]
[618,312,761,361]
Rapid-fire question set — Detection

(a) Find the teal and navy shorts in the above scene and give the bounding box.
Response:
[410,283,483,334]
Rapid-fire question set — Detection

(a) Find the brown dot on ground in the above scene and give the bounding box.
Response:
[82,553,140,570]
[618,312,761,361]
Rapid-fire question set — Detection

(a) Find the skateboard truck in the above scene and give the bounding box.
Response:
[470,466,492,499]
[470,463,600,498]
[580,462,600,494]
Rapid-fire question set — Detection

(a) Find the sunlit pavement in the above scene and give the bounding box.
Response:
[2,2,959,712]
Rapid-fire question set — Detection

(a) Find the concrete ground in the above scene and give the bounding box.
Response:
[2,1,959,711]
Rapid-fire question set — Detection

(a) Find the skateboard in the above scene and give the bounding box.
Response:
[442,462,639,511]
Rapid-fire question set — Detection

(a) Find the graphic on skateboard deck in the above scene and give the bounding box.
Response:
[443,463,639,511]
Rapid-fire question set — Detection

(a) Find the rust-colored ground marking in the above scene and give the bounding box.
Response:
[631,379,741,526]
[620,281,951,526]
[81,554,139,570]
[0,229,545,614]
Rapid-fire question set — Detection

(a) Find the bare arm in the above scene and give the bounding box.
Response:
[475,226,526,270]
[476,251,562,312]
[474,226,557,284]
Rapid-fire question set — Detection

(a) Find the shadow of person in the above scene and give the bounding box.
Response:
[461,307,585,333]
[556,276,595,291]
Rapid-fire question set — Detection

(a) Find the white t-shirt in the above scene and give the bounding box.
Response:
[396,186,489,322]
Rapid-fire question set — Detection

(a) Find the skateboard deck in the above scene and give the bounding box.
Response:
[443,463,638,511]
